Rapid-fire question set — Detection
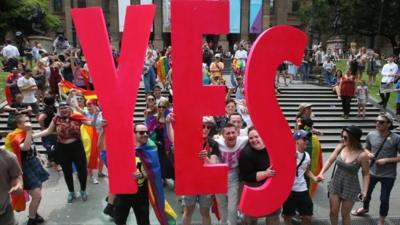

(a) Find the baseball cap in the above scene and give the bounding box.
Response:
[202,116,216,124]
[293,130,311,141]
[379,112,394,130]
[215,53,221,58]
[298,103,312,112]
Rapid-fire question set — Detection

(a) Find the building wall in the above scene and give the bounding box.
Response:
[50,0,300,51]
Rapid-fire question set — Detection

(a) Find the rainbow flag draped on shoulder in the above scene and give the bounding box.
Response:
[4,128,27,212]
[156,57,170,86]
[4,128,26,167]
[66,113,99,170]
[59,80,97,100]
[136,140,177,225]
[306,134,323,196]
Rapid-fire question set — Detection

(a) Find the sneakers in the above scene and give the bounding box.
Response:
[103,203,114,218]
[27,218,37,225]
[67,192,76,203]
[35,214,45,223]
[91,175,99,184]
[80,190,88,201]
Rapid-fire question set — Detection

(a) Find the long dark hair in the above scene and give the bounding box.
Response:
[341,130,363,150]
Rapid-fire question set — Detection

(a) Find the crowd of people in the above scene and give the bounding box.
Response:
[0,36,399,225]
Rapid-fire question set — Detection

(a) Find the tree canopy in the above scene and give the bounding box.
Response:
[0,0,60,42]
[297,0,400,52]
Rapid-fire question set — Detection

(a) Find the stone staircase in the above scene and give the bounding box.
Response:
[0,82,394,153]
[279,84,392,151]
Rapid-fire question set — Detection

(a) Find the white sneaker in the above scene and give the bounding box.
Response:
[91,176,99,184]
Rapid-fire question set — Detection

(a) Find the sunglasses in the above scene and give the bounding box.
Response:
[341,135,349,141]
[76,97,84,101]
[158,105,166,109]
[376,120,387,125]
[203,124,212,130]
[136,131,149,135]
[147,98,155,101]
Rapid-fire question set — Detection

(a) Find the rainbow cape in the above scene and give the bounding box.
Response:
[81,124,99,169]
[306,134,323,196]
[4,128,27,212]
[136,140,177,225]
[156,57,170,85]
[68,113,99,170]
[59,80,97,100]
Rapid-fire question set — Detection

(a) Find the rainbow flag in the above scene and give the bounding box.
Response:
[4,128,27,212]
[81,125,99,169]
[156,57,170,85]
[306,134,323,196]
[136,140,177,225]
[59,80,97,100]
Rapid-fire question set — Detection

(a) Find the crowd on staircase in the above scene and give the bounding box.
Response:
[0,37,399,225]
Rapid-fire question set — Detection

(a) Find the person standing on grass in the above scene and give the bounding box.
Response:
[378,55,398,110]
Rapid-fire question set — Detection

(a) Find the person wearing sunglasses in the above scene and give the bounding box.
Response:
[238,127,279,225]
[317,125,369,225]
[215,122,248,225]
[113,123,150,225]
[282,130,319,225]
[33,102,96,203]
[145,99,174,181]
[352,113,400,225]
[180,116,220,225]
[144,94,158,119]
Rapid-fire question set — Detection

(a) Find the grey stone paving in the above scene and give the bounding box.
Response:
[14,153,400,225]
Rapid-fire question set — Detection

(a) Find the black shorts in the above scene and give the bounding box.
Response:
[282,191,313,216]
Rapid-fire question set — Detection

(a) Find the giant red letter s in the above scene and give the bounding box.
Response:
[239,25,307,216]
[71,5,155,193]
[171,0,229,195]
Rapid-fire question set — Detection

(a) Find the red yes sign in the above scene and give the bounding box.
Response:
[72,0,306,216]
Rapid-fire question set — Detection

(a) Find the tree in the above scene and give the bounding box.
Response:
[297,0,400,53]
[0,0,60,42]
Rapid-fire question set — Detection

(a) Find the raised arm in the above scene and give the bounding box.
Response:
[318,143,343,180]
[33,120,56,138]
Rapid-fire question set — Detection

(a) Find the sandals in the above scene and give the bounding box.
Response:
[351,208,369,216]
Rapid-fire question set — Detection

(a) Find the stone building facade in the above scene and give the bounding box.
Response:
[49,0,301,51]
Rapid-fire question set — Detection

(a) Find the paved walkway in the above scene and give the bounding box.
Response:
[14,153,400,225]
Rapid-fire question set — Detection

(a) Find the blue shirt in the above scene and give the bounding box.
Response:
[396,81,400,103]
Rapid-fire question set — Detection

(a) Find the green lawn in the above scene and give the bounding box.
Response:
[0,71,7,102]
[335,60,396,110]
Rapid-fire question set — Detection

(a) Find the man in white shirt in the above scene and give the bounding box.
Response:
[1,40,20,71]
[282,130,319,225]
[2,40,20,60]
[17,69,39,115]
[234,45,248,61]
[153,85,168,105]
[215,123,248,225]
[379,55,398,109]
[228,112,248,137]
